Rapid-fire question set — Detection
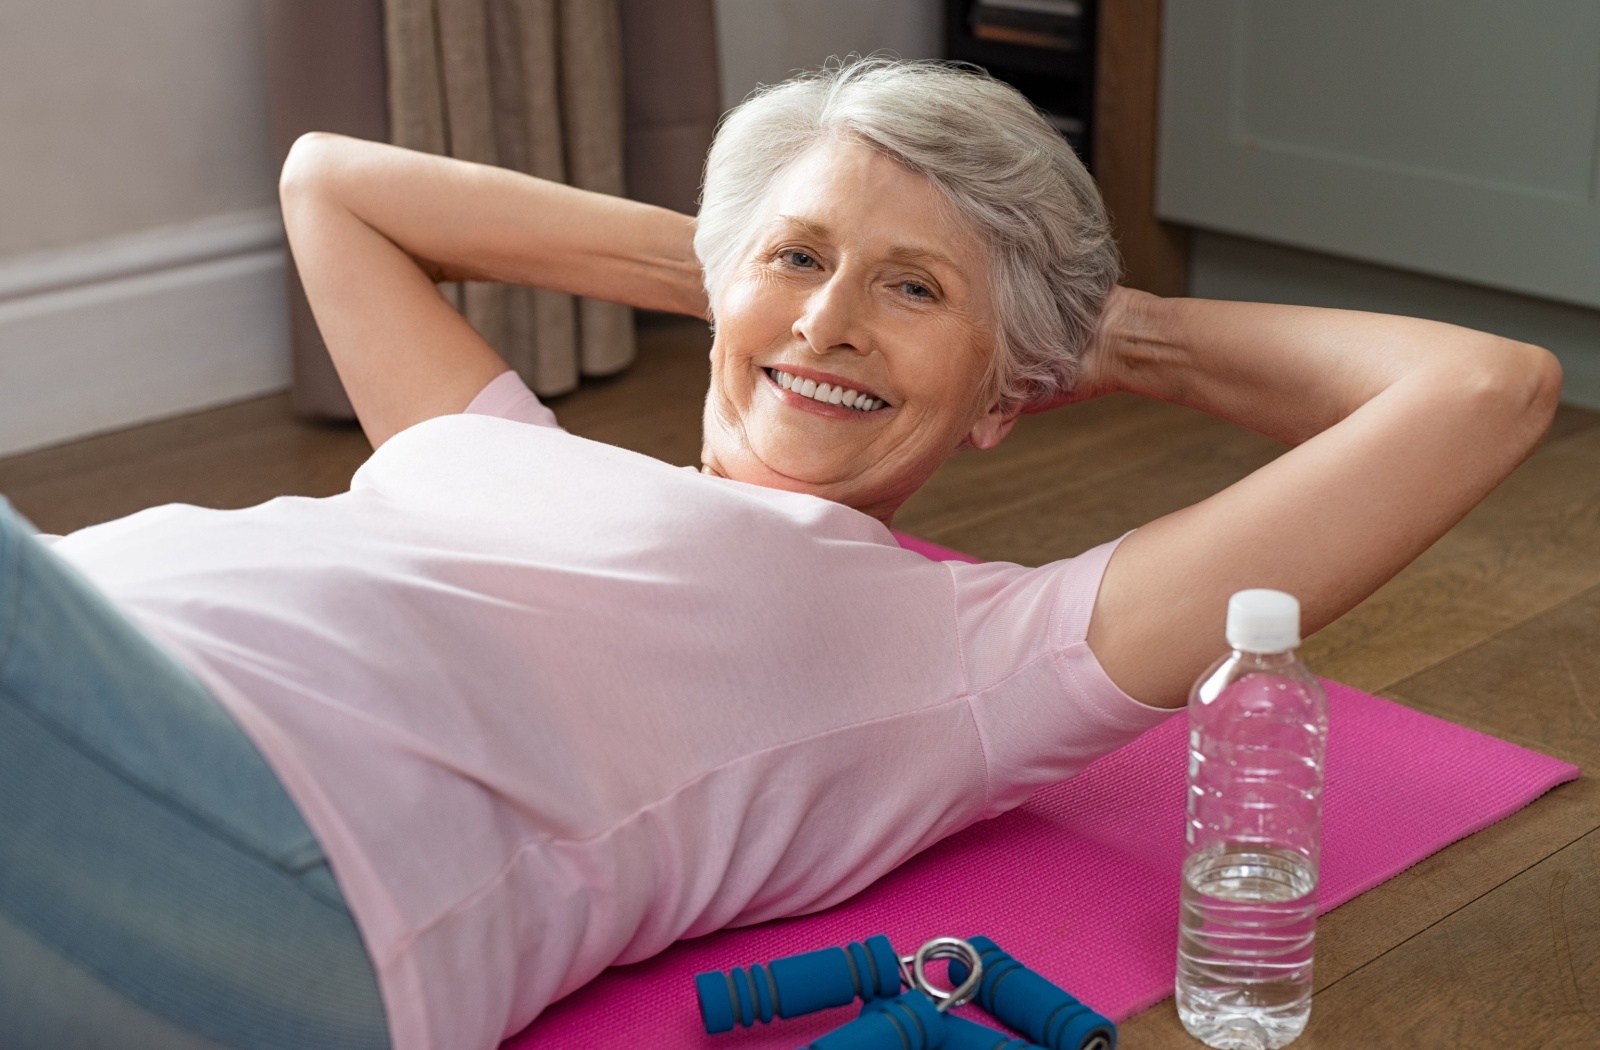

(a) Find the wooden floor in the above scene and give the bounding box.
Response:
[5,318,1598,1047]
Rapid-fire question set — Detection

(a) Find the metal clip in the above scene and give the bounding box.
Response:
[899,936,984,1013]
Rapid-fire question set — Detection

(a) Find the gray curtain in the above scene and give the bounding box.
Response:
[264,0,717,415]
[384,0,634,396]
[263,0,389,419]
[618,0,720,218]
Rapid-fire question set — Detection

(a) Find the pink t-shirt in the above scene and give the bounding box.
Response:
[51,372,1172,1050]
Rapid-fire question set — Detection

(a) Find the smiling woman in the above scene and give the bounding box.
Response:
[701,137,1013,518]
[2,57,1562,1050]
[697,62,1115,415]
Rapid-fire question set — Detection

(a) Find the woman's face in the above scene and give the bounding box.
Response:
[700,137,1018,523]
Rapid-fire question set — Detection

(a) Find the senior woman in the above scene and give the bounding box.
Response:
[0,60,1559,1050]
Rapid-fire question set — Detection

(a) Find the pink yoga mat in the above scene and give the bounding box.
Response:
[505,536,1579,1049]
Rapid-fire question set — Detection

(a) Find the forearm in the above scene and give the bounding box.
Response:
[285,133,708,318]
[1083,289,1563,706]
[1101,290,1536,446]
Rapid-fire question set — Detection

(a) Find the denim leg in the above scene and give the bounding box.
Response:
[0,908,232,1050]
[0,502,391,1050]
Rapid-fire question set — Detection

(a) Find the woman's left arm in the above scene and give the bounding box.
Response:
[1080,288,1562,708]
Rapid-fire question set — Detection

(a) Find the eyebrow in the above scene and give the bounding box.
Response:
[772,215,963,272]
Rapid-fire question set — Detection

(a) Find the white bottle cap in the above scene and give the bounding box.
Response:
[1226,589,1301,653]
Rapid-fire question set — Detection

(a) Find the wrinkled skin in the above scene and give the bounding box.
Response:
[699,138,1021,524]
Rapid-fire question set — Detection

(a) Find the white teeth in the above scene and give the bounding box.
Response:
[767,369,885,411]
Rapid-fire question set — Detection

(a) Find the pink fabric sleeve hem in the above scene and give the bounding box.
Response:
[1057,640,1178,734]
[1053,533,1180,731]
[463,370,562,429]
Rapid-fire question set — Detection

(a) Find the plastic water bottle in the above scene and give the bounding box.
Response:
[1175,589,1329,1049]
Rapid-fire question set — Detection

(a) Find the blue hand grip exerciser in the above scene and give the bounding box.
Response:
[946,937,1116,1050]
[839,994,1047,1050]
[695,934,904,1032]
[802,991,946,1050]
[940,1012,1046,1050]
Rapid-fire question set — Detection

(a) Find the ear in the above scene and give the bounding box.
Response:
[966,400,1022,451]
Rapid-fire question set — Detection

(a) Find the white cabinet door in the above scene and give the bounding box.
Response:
[1156,0,1600,309]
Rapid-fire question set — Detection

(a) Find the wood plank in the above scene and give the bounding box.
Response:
[1307,583,1600,988]
[1125,824,1600,1047]
[1301,423,1600,693]
[913,409,1282,564]
[1118,573,1600,1046]
[1114,793,1595,1033]
[0,318,714,535]
[1546,401,1600,444]
[0,395,372,536]
[1383,581,1600,769]
[1094,0,1189,296]
[1301,828,1600,1048]
[904,400,1600,579]
[897,397,1282,549]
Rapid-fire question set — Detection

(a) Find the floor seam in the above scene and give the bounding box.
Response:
[1314,819,1600,998]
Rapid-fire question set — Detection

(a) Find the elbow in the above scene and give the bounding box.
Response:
[1459,338,1563,450]
[1500,339,1562,437]
[278,132,350,216]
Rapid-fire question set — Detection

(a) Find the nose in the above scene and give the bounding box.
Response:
[792,272,872,357]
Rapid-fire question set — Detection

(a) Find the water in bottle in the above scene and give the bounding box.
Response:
[1175,589,1329,1050]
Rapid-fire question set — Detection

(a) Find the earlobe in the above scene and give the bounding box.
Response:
[967,405,1021,451]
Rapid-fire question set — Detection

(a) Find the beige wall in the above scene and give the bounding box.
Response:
[0,0,288,455]
[712,0,941,112]
[0,0,277,257]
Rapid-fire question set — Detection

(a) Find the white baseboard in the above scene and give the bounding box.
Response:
[0,209,292,457]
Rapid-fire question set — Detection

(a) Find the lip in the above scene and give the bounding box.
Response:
[761,363,891,407]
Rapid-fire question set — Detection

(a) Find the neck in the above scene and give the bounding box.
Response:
[699,463,899,526]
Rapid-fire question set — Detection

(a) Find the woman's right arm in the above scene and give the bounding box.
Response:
[1079,288,1562,709]
[278,133,707,447]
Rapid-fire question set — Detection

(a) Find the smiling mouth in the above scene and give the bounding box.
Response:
[765,368,887,412]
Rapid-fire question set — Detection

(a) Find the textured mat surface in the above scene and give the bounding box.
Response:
[504,536,1580,1048]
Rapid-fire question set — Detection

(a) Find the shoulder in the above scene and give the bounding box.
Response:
[946,535,1139,701]
[948,535,1126,650]
[462,370,563,430]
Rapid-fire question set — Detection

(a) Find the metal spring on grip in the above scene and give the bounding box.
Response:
[898,936,985,1013]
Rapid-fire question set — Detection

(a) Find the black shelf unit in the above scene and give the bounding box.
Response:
[943,0,1097,170]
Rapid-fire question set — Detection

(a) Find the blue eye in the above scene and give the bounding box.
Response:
[903,282,932,299]
[785,250,816,268]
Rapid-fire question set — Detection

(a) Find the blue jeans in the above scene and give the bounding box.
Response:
[0,501,390,1050]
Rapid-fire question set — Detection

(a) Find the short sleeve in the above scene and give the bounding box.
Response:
[463,370,563,429]
[949,534,1176,816]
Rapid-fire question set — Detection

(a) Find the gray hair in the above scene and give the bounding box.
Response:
[695,57,1119,410]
